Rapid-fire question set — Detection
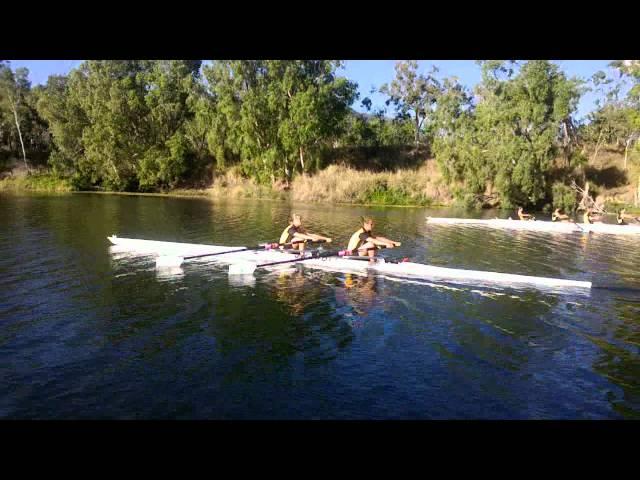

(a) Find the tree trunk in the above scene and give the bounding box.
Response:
[414,111,420,148]
[562,121,570,167]
[592,130,604,165]
[8,94,29,172]
[109,157,120,183]
[624,138,630,170]
[299,146,304,171]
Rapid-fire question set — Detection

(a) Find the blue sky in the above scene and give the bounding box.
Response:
[7,59,627,121]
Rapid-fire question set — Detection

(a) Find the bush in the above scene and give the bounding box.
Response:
[552,182,578,212]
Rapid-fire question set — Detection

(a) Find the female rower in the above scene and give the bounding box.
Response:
[583,208,604,224]
[617,208,640,225]
[279,213,332,254]
[552,208,571,222]
[517,207,535,221]
[346,216,401,262]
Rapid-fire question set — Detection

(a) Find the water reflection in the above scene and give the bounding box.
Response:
[335,273,379,323]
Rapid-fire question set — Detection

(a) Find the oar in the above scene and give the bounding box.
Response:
[570,220,586,233]
[156,239,325,268]
[229,244,400,275]
[229,248,346,275]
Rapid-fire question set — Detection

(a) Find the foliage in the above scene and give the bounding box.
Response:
[380,61,440,147]
[202,60,357,183]
[431,60,583,208]
[551,182,578,212]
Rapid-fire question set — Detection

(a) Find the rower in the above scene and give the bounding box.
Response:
[517,207,535,221]
[552,208,571,222]
[346,216,401,263]
[617,208,639,225]
[583,208,601,224]
[279,213,332,255]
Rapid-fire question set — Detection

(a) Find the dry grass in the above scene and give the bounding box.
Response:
[583,147,640,209]
[206,168,288,200]
[290,162,451,206]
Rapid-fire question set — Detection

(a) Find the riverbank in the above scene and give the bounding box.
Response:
[2,159,639,213]
[0,172,72,193]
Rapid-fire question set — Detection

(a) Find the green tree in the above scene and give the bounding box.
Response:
[381,61,440,148]
[0,64,31,171]
[432,61,583,208]
[36,74,89,180]
[37,60,201,190]
[203,60,357,183]
[610,60,640,166]
[581,69,636,167]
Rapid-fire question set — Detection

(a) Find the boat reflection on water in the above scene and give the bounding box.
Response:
[335,272,379,326]
[228,273,256,288]
[269,268,325,316]
[155,266,185,281]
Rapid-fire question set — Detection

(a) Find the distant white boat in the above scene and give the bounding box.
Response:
[426,217,640,235]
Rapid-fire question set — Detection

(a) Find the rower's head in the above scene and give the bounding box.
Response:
[290,213,302,227]
[361,216,374,232]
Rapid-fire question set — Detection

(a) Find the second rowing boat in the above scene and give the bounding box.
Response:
[426,217,640,235]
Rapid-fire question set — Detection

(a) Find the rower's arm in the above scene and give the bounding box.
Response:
[368,236,401,247]
[292,232,332,243]
[306,232,332,243]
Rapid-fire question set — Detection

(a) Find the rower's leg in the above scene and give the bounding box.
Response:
[357,241,376,257]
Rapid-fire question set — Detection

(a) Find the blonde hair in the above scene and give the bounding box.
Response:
[289,213,301,223]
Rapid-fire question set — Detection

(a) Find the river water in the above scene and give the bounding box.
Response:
[1,193,638,419]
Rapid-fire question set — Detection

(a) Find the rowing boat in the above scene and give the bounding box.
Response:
[107,235,592,290]
[426,217,640,235]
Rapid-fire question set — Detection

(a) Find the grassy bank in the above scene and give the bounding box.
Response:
[0,173,72,193]
[3,150,639,212]
[205,169,288,201]
[290,163,450,206]
[198,163,451,206]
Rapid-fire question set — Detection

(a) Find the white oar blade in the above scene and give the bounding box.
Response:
[156,256,184,268]
[229,261,258,275]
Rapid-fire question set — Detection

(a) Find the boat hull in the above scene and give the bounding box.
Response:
[108,236,592,290]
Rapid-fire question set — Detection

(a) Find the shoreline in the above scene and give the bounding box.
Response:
[2,173,639,214]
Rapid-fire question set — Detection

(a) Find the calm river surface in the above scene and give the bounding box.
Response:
[1,193,638,419]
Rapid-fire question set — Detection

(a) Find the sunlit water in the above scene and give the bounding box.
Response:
[1,193,638,419]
